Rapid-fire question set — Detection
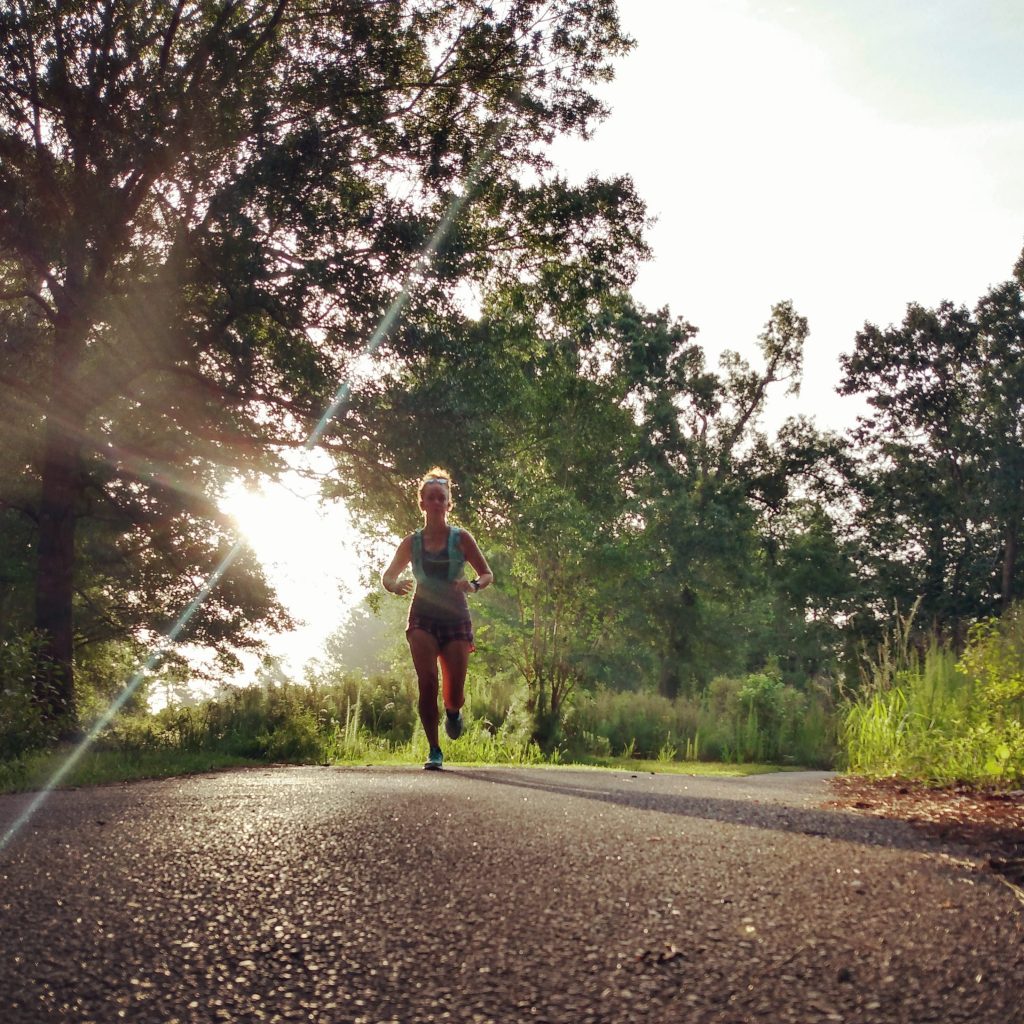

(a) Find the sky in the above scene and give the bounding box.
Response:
[551,0,1024,431]
[223,0,1024,674]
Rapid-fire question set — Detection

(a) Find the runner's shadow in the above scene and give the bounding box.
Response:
[450,768,967,859]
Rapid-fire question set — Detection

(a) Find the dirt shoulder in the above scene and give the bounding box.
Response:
[825,775,1024,891]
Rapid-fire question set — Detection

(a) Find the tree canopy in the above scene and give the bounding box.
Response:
[0,0,636,726]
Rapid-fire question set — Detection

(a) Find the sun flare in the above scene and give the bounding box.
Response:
[221,471,370,666]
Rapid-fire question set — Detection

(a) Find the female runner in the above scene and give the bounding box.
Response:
[381,468,493,769]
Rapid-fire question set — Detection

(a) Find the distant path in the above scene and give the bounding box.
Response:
[1,766,1021,1023]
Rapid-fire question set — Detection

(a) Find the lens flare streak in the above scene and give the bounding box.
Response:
[0,118,508,855]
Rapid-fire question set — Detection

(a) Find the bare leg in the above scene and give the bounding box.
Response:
[408,628,441,749]
[439,640,471,715]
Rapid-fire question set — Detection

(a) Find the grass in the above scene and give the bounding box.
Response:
[0,744,797,794]
[0,748,264,793]
[566,677,838,769]
[0,672,833,795]
[561,755,794,776]
[841,605,1024,787]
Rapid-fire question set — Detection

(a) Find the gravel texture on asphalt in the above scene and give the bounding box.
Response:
[1,765,1021,1023]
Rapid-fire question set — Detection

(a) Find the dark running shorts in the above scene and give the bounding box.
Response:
[407,613,475,651]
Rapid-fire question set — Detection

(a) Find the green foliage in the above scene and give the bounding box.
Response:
[562,675,836,768]
[337,289,658,741]
[335,278,849,749]
[2,656,838,789]
[841,604,1024,785]
[655,734,678,762]
[959,604,1024,723]
[839,260,1024,633]
[0,631,54,758]
[74,640,152,728]
[563,689,693,761]
[66,666,547,769]
[703,674,836,767]
[624,302,848,695]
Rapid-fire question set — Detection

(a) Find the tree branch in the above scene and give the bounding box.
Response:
[0,286,57,321]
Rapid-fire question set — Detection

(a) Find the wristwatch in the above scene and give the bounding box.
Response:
[470,579,481,592]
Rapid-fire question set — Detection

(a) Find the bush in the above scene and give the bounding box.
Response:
[75,640,150,727]
[0,632,54,759]
[259,710,323,762]
[467,669,526,738]
[143,668,536,766]
[960,606,1024,716]
[697,674,834,766]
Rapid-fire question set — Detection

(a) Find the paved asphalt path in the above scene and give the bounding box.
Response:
[1,765,1021,1023]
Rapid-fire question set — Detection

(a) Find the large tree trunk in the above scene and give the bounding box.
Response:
[658,659,681,700]
[34,432,78,729]
[657,590,697,699]
[33,320,86,732]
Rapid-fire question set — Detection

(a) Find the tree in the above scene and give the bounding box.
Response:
[0,0,633,726]
[311,598,408,680]
[975,262,1024,609]
[331,286,846,735]
[472,328,644,743]
[739,415,859,682]
[839,251,1024,641]
[628,301,815,695]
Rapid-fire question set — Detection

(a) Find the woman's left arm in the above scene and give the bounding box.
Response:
[458,530,493,594]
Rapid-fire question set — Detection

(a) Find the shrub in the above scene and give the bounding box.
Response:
[260,710,323,762]
[75,640,150,728]
[697,673,836,766]
[0,632,53,759]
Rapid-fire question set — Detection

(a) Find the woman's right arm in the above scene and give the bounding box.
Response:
[381,535,414,596]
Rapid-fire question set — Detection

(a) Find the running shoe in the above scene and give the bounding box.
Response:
[424,746,444,770]
[444,709,464,740]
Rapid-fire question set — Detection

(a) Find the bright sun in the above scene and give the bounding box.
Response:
[220,466,370,667]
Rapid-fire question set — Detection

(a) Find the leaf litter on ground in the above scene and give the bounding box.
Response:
[826,775,1024,896]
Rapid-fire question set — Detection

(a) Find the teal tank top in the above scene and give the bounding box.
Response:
[410,527,469,620]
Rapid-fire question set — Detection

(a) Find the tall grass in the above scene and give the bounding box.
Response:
[2,656,839,794]
[843,642,968,779]
[564,674,837,768]
[317,688,543,766]
[841,604,1024,786]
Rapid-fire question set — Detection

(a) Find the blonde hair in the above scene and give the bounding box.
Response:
[418,466,454,505]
